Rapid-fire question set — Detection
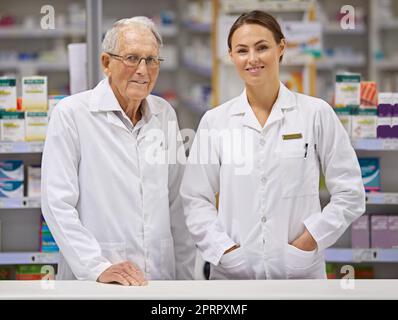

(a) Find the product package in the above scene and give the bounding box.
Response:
[377,92,394,138]
[351,215,370,248]
[371,215,390,248]
[15,265,44,280]
[335,73,361,109]
[0,160,24,181]
[351,110,377,138]
[388,215,398,248]
[40,217,59,252]
[0,180,24,198]
[0,266,13,280]
[0,77,17,110]
[25,112,48,141]
[27,165,41,197]
[393,94,398,138]
[0,111,25,141]
[22,76,48,111]
[358,158,381,192]
[360,81,378,110]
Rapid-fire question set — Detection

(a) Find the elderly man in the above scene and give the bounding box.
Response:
[41,17,195,285]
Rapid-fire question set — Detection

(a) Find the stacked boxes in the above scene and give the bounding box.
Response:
[0,160,24,198]
[352,215,398,249]
[40,217,59,253]
[351,215,370,248]
[377,92,398,138]
[27,165,41,197]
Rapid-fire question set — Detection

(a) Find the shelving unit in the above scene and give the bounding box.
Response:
[325,248,398,263]
[0,252,59,265]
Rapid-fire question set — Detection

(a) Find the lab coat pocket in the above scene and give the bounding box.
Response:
[160,237,176,280]
[99,242,126,264]
[280,146,318,198]
[210,247,251,280]
[285,244,322,279]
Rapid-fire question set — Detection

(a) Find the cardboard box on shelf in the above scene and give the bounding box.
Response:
[351,215,370,248]
[371,215,390,249]
[22,76,48,111]
[0,111,25,141]
[0,77,17,110]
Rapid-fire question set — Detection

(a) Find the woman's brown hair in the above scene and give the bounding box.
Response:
[227,10,285,62]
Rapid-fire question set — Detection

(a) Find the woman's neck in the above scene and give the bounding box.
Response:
[246,80,280,114]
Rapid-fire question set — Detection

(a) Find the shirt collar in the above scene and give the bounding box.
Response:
[228,81,296,116]
[88,77,163,117]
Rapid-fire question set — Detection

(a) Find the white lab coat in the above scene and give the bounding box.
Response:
[41,78,195,281]
[180,82,366,279]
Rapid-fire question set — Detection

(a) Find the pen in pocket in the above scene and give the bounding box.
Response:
[304,143,308,159]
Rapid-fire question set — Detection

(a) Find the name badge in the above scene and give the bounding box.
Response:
[282,133,303,140]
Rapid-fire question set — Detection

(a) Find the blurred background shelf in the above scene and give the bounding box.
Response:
[325,248,398,263]
[0,142,44,154]
[0,197,41,209]
[352,139,398,151]
[0,252,59,265]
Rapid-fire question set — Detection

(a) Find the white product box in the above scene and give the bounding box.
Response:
[0,160,24,181]
[335,74,361,108]
[22,76,48,111]
[0,180,24,198]
[352,115,377,138]
[0,111,25,141]
[27,165,41,197]
[0,77,17,110]
[25,112,48,141]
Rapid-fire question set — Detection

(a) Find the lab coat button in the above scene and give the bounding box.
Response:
[260,139,265,146]
[261,216,267,223]
[261,177,267,184]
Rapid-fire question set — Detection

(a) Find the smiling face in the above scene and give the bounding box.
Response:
[101,25,160,107]
[229,23,285,88]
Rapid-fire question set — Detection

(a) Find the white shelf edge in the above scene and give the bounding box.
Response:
[325,248,398,263]
[183,21,211,33]
[0,61,68,71]
[0,197,41,209]
[0,26,85,38]
[323,24,367,35]
[0,252,59,265]
[352,138,398,151]
[0,141,44,154]
[320,190,398,205]
[375,60,398,70]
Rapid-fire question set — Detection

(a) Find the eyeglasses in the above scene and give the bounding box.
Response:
[107,52,164,69]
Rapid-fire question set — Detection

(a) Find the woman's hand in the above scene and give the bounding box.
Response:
[291,228,318,252]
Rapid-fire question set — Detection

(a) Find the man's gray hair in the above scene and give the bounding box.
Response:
[102,16,163,53]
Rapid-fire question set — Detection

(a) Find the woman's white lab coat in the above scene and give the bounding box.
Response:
[180,82,366,279]
[41,78,195,281]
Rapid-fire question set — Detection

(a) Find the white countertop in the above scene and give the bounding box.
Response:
[0,280,398,300]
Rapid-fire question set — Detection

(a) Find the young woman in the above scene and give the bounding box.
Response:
[180,10,366,280]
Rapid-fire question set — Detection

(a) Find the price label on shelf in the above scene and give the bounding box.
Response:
[382,139,398,150]
[366,193,384,204]
[353,249,378,262]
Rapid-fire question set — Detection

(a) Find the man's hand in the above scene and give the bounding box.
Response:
[291,228,318,252]
[97,261,147,286]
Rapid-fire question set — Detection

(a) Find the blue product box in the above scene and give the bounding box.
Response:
[358,158,380,192]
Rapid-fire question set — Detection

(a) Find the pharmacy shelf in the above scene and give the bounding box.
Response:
[0,61,68,72]
[365,192,398,205]
[0,26,85,38]
[320,190,398,205]
[378,20,398,30]
[374,59,398,70]
[0,197,41,209]
[352,138,398,151]
[323,23,366,35]
[222,0,314,13]
[317,59,366,70]
[0,141,44,154]
[158,25,178,37]
[181,99,208,116]
[182,60,212,78]
[0,252,59,265]
[183,21,211,33]
[325,248,398,263]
